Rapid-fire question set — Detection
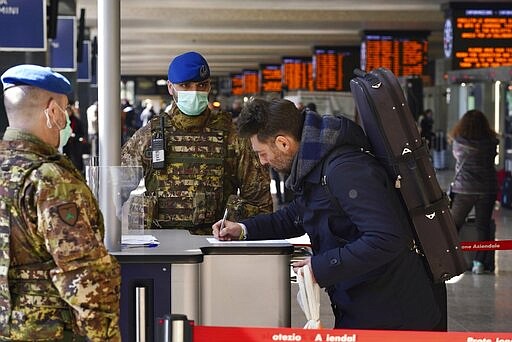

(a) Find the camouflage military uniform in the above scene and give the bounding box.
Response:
[121,105,273,234]
[0,128,121,341]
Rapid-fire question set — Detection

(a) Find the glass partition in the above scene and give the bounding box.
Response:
[85,164,147,250]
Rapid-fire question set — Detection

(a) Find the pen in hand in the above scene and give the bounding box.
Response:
[220,208,228,233]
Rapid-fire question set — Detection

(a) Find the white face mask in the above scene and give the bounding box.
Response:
[173,87,209,116]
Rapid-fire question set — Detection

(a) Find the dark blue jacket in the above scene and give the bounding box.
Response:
[242,112,440,330]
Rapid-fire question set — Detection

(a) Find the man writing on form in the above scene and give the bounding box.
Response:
[213,98,441,330]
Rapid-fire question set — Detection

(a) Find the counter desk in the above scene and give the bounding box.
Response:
[112,230,203,342]
[112,230,294,341]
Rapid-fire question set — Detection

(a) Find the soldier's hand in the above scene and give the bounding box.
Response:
[212,219,242,241]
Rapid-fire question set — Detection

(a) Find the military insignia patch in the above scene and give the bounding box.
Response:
[200,65,209,79]
[57,203,79,226]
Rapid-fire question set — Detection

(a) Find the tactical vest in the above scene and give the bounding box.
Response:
[0,155,44,336]
[146,114,228,229]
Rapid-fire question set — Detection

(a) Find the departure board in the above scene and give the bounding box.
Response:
[313,46,360,91]
[217,76,232,96]
[443,2,512,69]
[361,31,429,76]
[260,64,282,93]
[243,69,259,94]
[231,74,243,96]
[282,56,313,91]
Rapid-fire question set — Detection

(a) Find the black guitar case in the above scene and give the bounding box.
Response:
[350,67,466,283]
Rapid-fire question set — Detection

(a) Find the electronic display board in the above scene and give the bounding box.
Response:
[313,46,360,91]
[361,31,429,76]
[443,2,512,69]
[260,64,282,93]
[243,69,259,94]
[217,76,232,96]
[282,57,313,91]
[231,74,243,96]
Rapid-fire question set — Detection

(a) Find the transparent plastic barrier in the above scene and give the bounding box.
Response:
[85,164,146,250]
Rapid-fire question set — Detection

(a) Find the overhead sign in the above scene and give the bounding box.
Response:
[50,16,77,71]
[361,31,429,76]
[282,56,313,92]
[242,69,259,94]
[313,46,360,91]
[260,64,282,93]
[231,74,243,96]
[443,2,512,69]
[77,40,91,82]
[0,0,47,51]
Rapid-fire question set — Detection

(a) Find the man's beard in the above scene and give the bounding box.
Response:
[271,152,294,174]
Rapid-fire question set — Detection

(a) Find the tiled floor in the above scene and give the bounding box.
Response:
[274,170,512,332]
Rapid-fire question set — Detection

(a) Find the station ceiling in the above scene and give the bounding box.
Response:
[76,0,487,77]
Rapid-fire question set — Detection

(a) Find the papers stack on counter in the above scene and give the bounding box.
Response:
[122,235,160,248]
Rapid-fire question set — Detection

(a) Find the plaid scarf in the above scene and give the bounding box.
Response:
[286,111,369,191]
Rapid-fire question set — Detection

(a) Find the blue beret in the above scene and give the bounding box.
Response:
[168,52,210,83]
[1,64,71,94]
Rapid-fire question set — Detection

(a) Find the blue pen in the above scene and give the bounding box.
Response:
[122,243,159,249]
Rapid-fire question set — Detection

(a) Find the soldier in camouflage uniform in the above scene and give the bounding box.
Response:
[121,51,273,234]
[0,65,121,341]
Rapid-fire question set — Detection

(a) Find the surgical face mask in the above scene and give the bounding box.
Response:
[47,103,72,149]
[173,88,209,116]
[59,112,72,149]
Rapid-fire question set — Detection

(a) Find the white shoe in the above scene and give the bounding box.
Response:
[472,260,484,274]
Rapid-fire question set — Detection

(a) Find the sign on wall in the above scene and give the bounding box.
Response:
[78,40,91,82]
[0,0,47,51]
[50,16,77,72]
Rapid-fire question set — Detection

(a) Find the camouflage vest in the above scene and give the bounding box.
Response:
[0,155,44,336]
[147,113,228,229]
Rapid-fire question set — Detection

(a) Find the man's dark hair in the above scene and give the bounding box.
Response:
[306,102,317,112]
[237,98,303,142]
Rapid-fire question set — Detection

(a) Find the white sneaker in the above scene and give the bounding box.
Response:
[472,260,484,274]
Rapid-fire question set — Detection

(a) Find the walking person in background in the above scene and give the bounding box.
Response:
[86,101,98,156]
[139,99,156,127]
[0,64,120,341]
[419,108,435,149]
[62,100,87,174]
[305,102,317,113]
[448,109,499,274]
[122,101,140,144]
[230,98,242,123]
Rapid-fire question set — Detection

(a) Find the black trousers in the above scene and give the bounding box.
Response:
[451,192,496,263]
[431,281,448,331]
[329,281,448,331]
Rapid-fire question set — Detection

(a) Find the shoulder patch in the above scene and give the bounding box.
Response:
[57,203,78,226]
